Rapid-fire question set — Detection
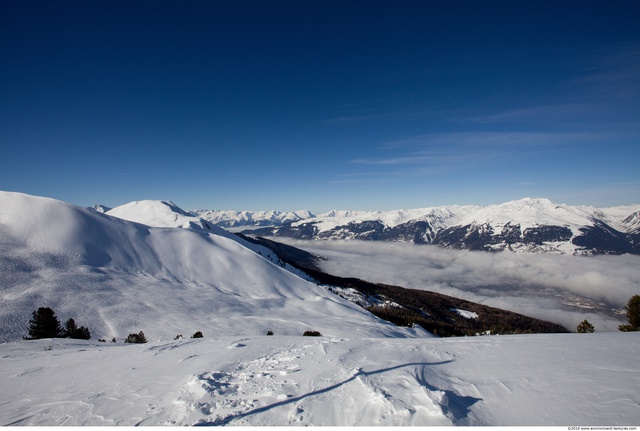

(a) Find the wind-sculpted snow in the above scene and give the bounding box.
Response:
[1,334,638,426]
[0,191,420,342]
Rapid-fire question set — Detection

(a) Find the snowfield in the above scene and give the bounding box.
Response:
[1,333,638,426]
[1,191,639,426]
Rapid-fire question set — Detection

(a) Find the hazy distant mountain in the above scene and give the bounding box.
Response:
[191,208,315,228]
[88,204,111,213]
[199,198,640,255]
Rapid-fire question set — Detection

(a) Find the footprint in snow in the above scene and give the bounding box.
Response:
[229,343,247,348]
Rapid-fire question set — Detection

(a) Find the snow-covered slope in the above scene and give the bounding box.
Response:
[88,204,111,213]
[107,200,216,232]
[2,192,638,426]
[1,333,638,426]
[0,191,421,342]
[107,199,314,279]
[233,198,640,255]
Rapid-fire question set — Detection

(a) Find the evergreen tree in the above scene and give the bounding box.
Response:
[62,318,91,339]
[576,319,595,333]
[303,330,322,337]
[73,326,91,340]
[63,318,78,337]
[125,331,147,343]
[26,307,62,339]
[619,295,640,332]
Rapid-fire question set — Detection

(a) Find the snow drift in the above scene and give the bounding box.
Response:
[1,333,638,426]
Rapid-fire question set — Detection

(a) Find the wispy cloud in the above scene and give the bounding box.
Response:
[380,131,599,149]
[463,43,640,128]
[351,155,439,166]
[324,108,437,125]
[325,114,387,125]
[466,104,600,125]
[348,131,597,170]
[328,173,397,185]
[574,41,640,99]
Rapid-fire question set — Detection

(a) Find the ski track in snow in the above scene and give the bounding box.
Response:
[1,334,639,426]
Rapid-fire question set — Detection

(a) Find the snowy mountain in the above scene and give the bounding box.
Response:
[88,204,111,213]
[2,191,639,426]
[227,198,640,255]
[107,200,215,232]
[192,208,315,229]
[0,191,422,343]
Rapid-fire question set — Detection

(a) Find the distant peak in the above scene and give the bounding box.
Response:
[89,204,112,213]
[506,197,555,206]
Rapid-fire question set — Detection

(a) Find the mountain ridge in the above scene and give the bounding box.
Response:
[0,191,420,342]
[190,198,640,255]
[1,191,574,343]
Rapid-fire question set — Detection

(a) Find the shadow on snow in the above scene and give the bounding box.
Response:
[194,359,482,426]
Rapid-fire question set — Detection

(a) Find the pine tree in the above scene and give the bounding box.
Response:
[619,295,640,332]
[576,319,595,333]
[63,318,78,337]
[62,318,91,339]
[26,307,62,339]
[73,326,91,340]
[303,330,322,336]
[125,331,147,343]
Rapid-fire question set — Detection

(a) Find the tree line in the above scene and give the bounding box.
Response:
[25,307,91,340]
[22,294,640,341]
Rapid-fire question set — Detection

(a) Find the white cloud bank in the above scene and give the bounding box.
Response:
[275,239,640,332]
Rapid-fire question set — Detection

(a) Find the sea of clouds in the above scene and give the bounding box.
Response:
[275,239,640,332]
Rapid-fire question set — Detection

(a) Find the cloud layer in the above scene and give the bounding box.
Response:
[277,239,640,332]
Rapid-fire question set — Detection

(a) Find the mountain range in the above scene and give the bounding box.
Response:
[0,191,569,343]
[2,191,638,425]
[0,191,421,343]
[194,198,640,255]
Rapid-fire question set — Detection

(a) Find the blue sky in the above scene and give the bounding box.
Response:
[1,1,639,212]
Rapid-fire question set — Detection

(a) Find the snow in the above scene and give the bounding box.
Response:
[197,198,640,234]
[0,191,417,342]
[1,333,638,426]
[193,208,314,229]
[452,198,586,238]
[295,206,480,233]
[107,200,215,232]
[452,308,479,319]
[2,191,639,426]
[205,198,640,254]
